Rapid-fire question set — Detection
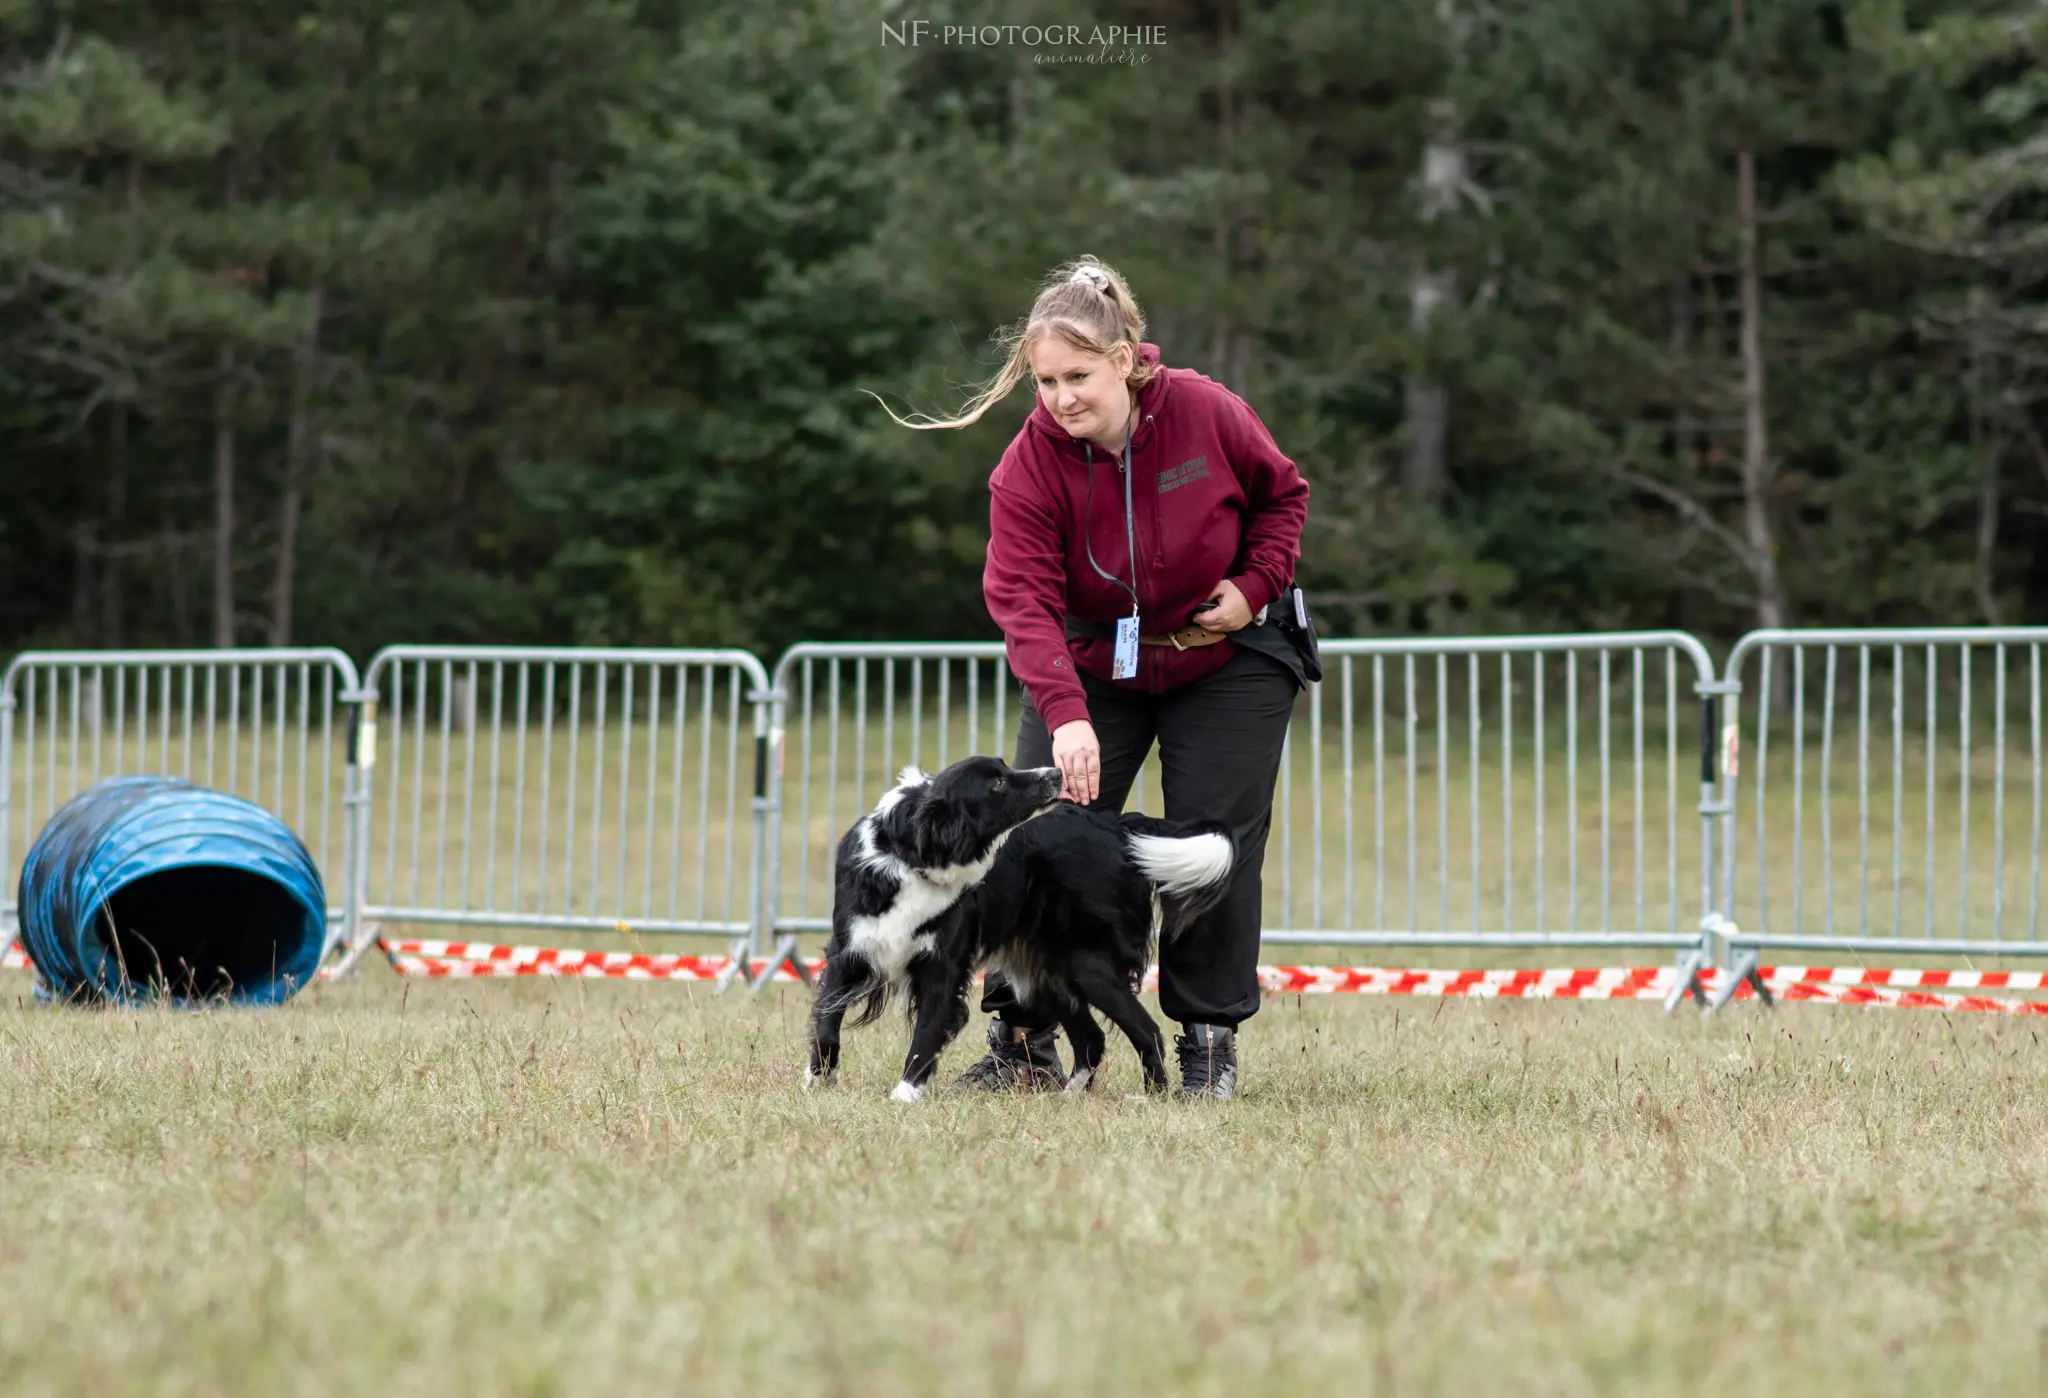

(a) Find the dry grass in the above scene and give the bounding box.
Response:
[0,966,2043,1396]
[7,658,2048,1393]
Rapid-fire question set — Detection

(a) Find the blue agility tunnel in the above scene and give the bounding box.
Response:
[16,776,327,1005]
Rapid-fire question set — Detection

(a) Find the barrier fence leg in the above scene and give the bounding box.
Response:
[736,687,812,996]
[716,938,756,993]
[1663,947,1710,1014]
[1694,670,1771,1014]
[748,932,811,996]
[1708,944,1774,1014]
[1666,682,1719,1015]
[335,759,361,961]
[1665,676,1742,1015]
[332,693,381,975]
[749,720,811,994]
[726,683,819,995]
[715,802,763,991]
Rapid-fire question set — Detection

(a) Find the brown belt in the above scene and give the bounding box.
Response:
[1066,617,1234,651]
[1140,625,1229,650]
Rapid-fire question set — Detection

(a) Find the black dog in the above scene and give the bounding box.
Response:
[805,755,1237,1099]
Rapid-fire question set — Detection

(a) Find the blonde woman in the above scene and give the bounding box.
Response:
[879,257,1310,1098]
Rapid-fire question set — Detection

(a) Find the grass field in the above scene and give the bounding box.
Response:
[6,654,2048,1394]
[0,967,2043,1396]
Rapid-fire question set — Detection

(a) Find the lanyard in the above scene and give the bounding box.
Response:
[1082,414,1140,618]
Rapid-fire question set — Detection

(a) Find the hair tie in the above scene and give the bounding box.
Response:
[1069,265,1110,293]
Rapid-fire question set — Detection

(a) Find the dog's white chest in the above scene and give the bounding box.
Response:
[846,874,961,978]
[843,814,1015,980]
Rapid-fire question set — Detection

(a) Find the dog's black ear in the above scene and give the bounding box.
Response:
[871,783,926,859]
[902,788,975,870]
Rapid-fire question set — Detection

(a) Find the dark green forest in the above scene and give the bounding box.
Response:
[2,0,2043,662]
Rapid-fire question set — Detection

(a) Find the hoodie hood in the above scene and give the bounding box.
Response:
[1023,342,1172,453]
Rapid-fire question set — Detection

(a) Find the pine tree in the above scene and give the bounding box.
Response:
[1833,0,2048,623]
[0,6,301,645]
[510,0,937,650]
[1444,0,1963,633]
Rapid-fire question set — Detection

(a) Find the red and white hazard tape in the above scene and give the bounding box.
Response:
[1260,965,2048,1013]
[382,942,1680,998]
[381,938,804,982]
[9,935,2048,1016]
[366,942,2048,1015]
[1753,965,2048,991]
[1257,965,1674,998]
[1765,979,2048,1016]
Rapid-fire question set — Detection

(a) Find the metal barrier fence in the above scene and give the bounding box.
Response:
[1279,635,1719,950]
[760,643,1012,973]
[353,647,772,963]
[9,629,2048,1006]
[0,649,367,949]
[755,633,1725,982]
[1714,629,2048,990]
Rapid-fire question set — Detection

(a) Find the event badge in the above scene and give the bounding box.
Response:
[1112,616,1140,679]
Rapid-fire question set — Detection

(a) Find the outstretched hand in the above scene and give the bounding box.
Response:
[1051,719,1101,805]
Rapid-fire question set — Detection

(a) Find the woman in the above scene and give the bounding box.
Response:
[881,256,1309,1099]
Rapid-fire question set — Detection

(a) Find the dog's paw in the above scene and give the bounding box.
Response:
[804,1065,836,1091]
[889,1080,924,1103]
[1062,1066,1095,1095]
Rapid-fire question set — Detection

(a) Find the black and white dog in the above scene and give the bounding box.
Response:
[805,755,1237,1100]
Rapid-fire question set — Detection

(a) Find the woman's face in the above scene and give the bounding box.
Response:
[1030,336,1133,447]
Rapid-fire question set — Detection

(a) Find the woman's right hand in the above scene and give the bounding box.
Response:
[1051,719,1102,805]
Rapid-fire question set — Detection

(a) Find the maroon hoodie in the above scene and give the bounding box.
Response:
[983,343,1311,733]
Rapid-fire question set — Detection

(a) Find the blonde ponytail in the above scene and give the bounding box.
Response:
[869,255,1156,431]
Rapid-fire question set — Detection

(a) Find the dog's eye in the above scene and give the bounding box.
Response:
[992,778,1007,791]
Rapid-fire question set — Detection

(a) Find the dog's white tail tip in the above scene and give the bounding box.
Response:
[1126,831,1235,896]
[890,1080,924,1103]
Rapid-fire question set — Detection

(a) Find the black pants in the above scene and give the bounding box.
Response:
[980,647,1296,1030]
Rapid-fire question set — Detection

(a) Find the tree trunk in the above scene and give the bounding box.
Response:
[211,138,238,650]
[1227,222,1257,392]
[272,288,323,647]
[107,156,140,648]
[1403,273,1451,499]
[101,403,127,647]
[165,522,191,643]
[1731,0,1787,630]
[213,341,236,648]
[71,520,95,643]
[1404,94,1468,502]
[1969,317,2002,625]
[1975,446,2003,626]
[1208,1,1237,386]
[1669,276,1696,464]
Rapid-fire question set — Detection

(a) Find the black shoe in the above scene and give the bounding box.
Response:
[1175,1023,1237,1099]
[953,1018,1066,1092]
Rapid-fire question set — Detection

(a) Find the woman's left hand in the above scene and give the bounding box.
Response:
[1193,579,1254,633]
